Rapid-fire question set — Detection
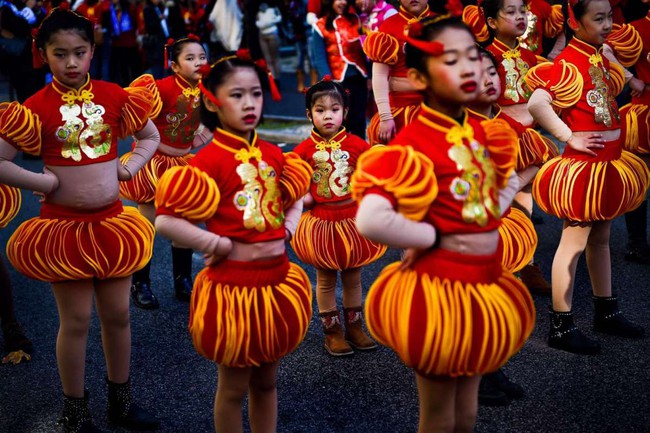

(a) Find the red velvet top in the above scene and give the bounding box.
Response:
[153,75,202,149]
[487,38,539,107]
[630,14,650,105]
[0,76,151,166]
[467,105,528,136]
[183,129,288,243]
[293,128,370,204]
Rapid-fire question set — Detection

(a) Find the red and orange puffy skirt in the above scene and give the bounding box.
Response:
[291,201,386,271]
[533,138,650,222]
[620,100,650,155]
[0,184,21,229]
[189,255,312,367]
[7,200,154,282]
[365,248,535,378]
[119,150,194,203]
[366,92,422,146]
[498,207,537,273]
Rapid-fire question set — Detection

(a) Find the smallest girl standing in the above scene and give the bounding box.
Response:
[291,78,386,356]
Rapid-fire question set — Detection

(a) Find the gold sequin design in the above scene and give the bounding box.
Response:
[585,53,618,127]
[311,138,351,198]
[446,126,500,226]
[520,9,539,53]
[502,49,532,103]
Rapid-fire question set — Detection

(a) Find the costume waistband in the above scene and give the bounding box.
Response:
[412,248,501,284]
[40,200,123,221]
[204,254,291,286]
[563,137,622,162]
[389,91,423,107]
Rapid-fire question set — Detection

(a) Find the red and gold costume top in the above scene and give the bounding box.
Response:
[313,14,368,81]
[352,104,517,235]
[626,14,650,104]
[487,38,539,107]
[131,74,201,149]
[294,128,370,204]
[156,128,311,243]
[519,0,563,55]
[363,6,434,78]
[0,75,154,165]
[606,23,643,68]
[526,37,625,132]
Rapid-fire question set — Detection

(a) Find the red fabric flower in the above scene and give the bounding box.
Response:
[235,48,252,61]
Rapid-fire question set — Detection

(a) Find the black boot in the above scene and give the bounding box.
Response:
[593,296,645,338]
[130,263,159,310]
[478,373,509,406]
[548,308,600,355]
[490,368,524,399]
[59,391,104,433]
[624,200,650,265]
[107,378,160,430]
[171,246,193,302]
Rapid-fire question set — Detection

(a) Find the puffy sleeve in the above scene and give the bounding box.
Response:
[129,74,163,119]
[363,31,399,65]
[117,84,157,139]
[606,23,643,68]
[351,145,438,221]
[543,4,564,38]
[462,5,489,43]
[480,119,518,188]
[525,60,583,109]
[0,184,21,228]
[0,102,42,155]
[279,151,312,209]
[608,61,626,96]
[155,165,220,224]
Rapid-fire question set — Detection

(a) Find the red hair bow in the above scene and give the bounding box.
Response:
[403,23,445,57]
[235,48,252,61]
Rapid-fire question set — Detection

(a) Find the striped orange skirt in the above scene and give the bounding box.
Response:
[291,201,386,270]
[517,128,559,170]
[0,184,21,228]
[620,102,650,155]
[190,255,312,367]
[366,92,422,146]
[119,150,194,203]
[497,207,537,273]
[7,201,154,282]
[533,138,650,222]
[365,248,535,378]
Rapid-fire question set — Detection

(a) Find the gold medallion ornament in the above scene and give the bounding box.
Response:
[311,135,352,199]
[520,8,538,53]
[502,48,532,103]
[584,52,618,127]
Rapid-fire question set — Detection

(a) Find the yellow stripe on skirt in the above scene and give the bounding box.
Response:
[365,248,535,378]
[119,151,194,203]
[190,255,312,367]
[0,184,21,228]
[517,128,559,170]
[498,207,537,273]
[291,201,386,270]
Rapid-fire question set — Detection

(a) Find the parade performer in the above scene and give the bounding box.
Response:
[526,0,649,355]
[0,8,160,432]
[154,51,313,433]
[353,15,535,432]
[292,77,385,356]
[120,34,211,309]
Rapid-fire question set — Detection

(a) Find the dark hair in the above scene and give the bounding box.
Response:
[199,56,267,131]
[35,8,94,50]
[305,79,349,111]
[321,0,357,31]
[405,15,474,73]
[170,38,205,65]
[477,44,498,69]
[563,0,597,44]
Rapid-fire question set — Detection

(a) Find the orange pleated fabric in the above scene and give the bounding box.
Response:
[119,151,194,203]
[0,184,21,228]
[606,23,643,68]
[291,201,386,270]
[517,128,559,170]
[280,152,313,209]
[7,201,154,282]
[621,102,650,155]
[190,255,312,367]
[497,207,537,273]
[0,101,42,155]
[364,248,535,378]
[366,93,422,146]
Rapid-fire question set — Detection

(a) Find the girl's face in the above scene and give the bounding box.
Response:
[171,42,207,85]
[41,30,94,89]
[476,55,501,105]
[488,0,528,40]
[333,0,348,15]
[307,94,347,140]
[206,68,263,141]
[400,0,427,16]
[409,27,481,117]
[575,0,613,46]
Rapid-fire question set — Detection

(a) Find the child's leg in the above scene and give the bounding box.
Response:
[453,375,481,433]
[95,276,132,384]
[131,202,159,309]
[316,269,338,313]
[317,269,353,356]
[414,374,457,433]
[137,202,156,224]
[52,280,95,398]
[551,222,592,311]
[0,254,16,324]
[0,253,33,363]
[214,365,252,433]
[341,267,376,350]
[248,361,279,433]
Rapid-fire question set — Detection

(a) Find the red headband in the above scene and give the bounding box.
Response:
[567,0,579,31]
[403,21,445,57]
[164,34,202,70]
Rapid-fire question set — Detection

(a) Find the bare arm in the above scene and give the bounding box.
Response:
[0,138,58,193]
[118,119,160,180]
[155,214,232,255]
[283,197,303,240]
[500,171,520,216]
[372,62,395,144]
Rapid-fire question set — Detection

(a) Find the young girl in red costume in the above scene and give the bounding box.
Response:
[526,0,649,355]
[480,0,559,295]
[363,0,433,145]
[291,77,385,357]
[154,51,313,433]
[311,0,368,139]
[120,34,210,309]
[353,15,535,432]
[0,8,160,432]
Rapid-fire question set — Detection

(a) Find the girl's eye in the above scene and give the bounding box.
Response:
[231,93,242,98]
[253,90,263,97]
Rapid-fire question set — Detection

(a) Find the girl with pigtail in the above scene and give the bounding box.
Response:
[154,50,312,433]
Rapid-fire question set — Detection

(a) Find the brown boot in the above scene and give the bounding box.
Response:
[320,310,354,357]
[296,70,305,93]
[519,263,552,295]
[310,69,319,86]
[343,307,378,351]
